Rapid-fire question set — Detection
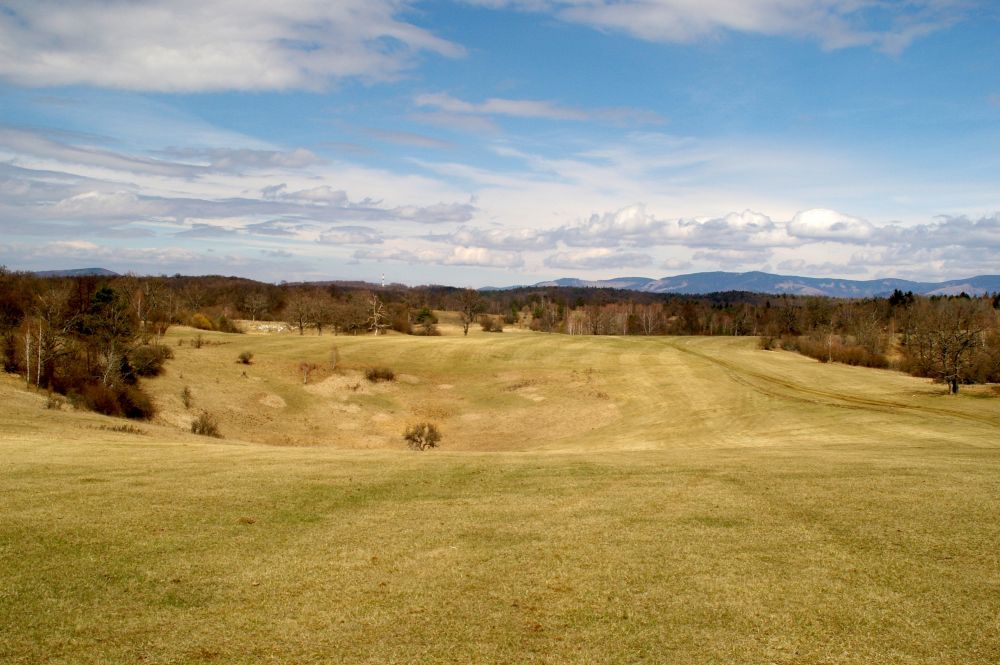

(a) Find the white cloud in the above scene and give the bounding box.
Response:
[0,0,464,92]
[544,248,653,270]
[469,0,963,54]
[691,247,772,265]
[554,204,795,249]
[354,245,524,268]
[318,226,384,245]
[441,225,558,251]
[787,208,874,242]
[414,92,665,125]
[162,147,323,172]
[416,92,590,121]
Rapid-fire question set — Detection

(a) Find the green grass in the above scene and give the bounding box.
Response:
[1,329,999,663]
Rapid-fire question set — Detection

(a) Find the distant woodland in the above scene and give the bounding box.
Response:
[2,267,999,419]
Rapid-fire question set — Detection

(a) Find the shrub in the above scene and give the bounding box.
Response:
[391,312,412,334]
[789,335,889,369]
[81,383,123,417]
[191,313,214,331]
[216,315,242,334]
[181,385,193,409]
[191,411,222,438]
[299,362,319,385]
[404,422,441,450]
[120,386,156,420]
[191,334,204,349]
[413,323,440,336]
[365,367,395,382]
[479,315,503,332]
[757,334,777,350]
[237,350,254,365]
[130,344,174,377]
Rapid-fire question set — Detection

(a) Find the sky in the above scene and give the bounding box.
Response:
[0,0,998,287]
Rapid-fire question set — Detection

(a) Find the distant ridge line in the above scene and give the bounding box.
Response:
[33,267,120,278]
[524,271,1000,297]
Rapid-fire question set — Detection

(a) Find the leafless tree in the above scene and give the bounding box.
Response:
[368,292,388,336]
[458,289,483,336]
[905,299,991,394]
[243,291,269,322]
[284,290,314,335]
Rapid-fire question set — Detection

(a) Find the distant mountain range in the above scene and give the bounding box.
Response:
[528,271,1000,297]
[33,267,120,278]
[29,267,1000,297]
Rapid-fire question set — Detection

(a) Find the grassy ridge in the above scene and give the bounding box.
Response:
[1,330,999,663]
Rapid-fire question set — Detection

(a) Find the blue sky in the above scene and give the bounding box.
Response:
[1,0,998,286]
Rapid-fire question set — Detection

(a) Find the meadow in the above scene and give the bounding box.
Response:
[2,320,999,663]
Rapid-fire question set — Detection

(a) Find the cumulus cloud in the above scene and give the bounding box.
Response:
[883,213,1000,250]
[544,248,653,270]
[468,0,962,54]
[553,204,793,249]
[391,202,478,224]
[437,225,558,251]
[0,1,464,92]
[787,208,874,242]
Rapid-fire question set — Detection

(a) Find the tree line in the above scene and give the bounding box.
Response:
[3,269,998,402]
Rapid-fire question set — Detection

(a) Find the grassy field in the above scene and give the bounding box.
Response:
[2,324,999,663]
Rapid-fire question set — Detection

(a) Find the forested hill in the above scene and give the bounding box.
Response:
[531,271,1000,297]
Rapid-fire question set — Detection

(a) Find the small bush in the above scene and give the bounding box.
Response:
[479,315,503,332]
[299,362,319,385]
[45,393,65,410]
[404,422,441,450]
[191,411,222,438]
[414,307,438,326]
[216,315,243,334]
[99,423,147,435]
[413,323,440,336]
[130,344,174,377]
[181,385,193,409]
[237,350,254,365]
[191,334,204,349]
[191,313,214,331]
[120,386,156,420]
[757,335,777,350]
[81,383,123,417]
[365,367,395,382]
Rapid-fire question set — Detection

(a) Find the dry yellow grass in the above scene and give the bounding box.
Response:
[1,329,999,663]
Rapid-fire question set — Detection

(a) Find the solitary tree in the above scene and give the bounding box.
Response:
[368,293,388,336]
[905,299,990,394]
[458,289,483,336]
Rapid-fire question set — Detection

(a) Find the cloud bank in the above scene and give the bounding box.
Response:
[0,0,464,91]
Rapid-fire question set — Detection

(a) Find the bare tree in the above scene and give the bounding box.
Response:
[458,289,483,336]
[905,299,991,394]
[243,291,269,322]
[310,292,335,336]
[368,292,388,336]
[284,290,314,335]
